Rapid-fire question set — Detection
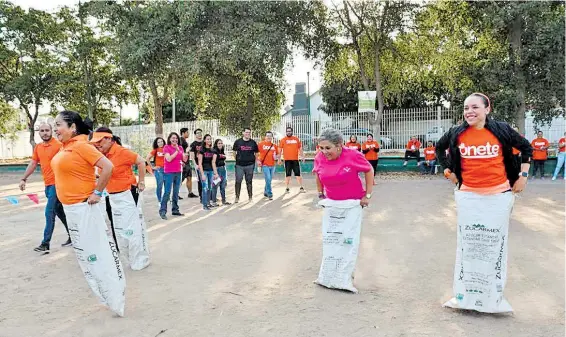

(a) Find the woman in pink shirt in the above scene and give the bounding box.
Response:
[313,128,374,206]
[159,132,188,220]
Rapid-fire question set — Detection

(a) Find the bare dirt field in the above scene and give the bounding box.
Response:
[0,172,564,337]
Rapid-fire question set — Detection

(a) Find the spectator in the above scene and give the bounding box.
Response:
[159,132,186,220]
[420,141,437,175]
[403,136,422,166]
[361,133,379,184]
[146,137,166,205]
[257,131,279,200]
[552,131,566,180]
[233,127,259,203]
[278,127,305,194]
[197,134,216,210]
[345,135,362,151]
[212,139,230,205]
[531,131,549,179]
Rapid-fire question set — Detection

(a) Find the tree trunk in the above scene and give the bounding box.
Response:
[148,77,164,137]
[370,46,384,139]
[244,93,254,129]
[27,104,38,149]
[509,14,526,134]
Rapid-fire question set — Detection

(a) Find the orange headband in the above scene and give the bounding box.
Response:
[471,92,491,109]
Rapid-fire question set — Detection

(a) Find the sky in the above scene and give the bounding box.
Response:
[14,0,323,119]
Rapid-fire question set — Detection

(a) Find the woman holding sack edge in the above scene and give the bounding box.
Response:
[436,93,532,313]
[90,127,150,271]
[50,111,126,316]
[312,128,373,293]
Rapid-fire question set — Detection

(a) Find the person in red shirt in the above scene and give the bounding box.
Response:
[147,137,166,205]
[436,93,532,313]
[19,123,71,253]
[420,141,437,175]
[345,135,362,151]
[361,133,379,184]
[531,131,549,179]
[403,136,422,166]
[257,131,279,200]
[552,131,566,180]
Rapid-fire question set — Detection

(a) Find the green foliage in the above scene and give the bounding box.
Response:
[0,99,21,139]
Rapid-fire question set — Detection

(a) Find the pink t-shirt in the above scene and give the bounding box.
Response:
[163,145,183,173]
[313,147,372,200]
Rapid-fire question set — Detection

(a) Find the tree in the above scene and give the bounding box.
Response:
[328,0,419,137]
[0,3,63,148]
[0,99,21,138]
[90,1,180,136]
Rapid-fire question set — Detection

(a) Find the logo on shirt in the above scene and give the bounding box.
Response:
[285,139,298,144]
[533,141,546,148]
[262,145,274,150]
[348,146,358,149]
[240,146,253,151]
[366,144,376,149]
[459,142,499,159]
[157,152,164,157]
[425,150,435,155]
[343,167,351,172]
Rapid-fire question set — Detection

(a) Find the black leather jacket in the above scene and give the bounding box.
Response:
[436,118,533,187]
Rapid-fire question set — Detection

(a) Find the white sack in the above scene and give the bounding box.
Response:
[109,190,150,271]
[443,190,515,313]
[315,199,363,293]
[64,202,126,316]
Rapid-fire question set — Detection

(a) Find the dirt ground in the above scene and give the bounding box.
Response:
[0,172,564,337]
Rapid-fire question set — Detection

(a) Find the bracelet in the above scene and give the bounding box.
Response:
[93,190,103,197]
[21,178,27,182]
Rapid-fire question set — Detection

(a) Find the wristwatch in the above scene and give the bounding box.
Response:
[93,190,103,197]
[519,172,529,178]
[366,193,372,199]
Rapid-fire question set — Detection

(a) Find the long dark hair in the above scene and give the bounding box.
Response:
[213,138,225,153]
[95,126,122,145]
[59,110,93,136]
[152,137,166,149]
[167,132,180,145]
[203,134,212,149]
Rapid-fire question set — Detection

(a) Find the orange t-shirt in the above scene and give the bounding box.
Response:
[458,127,507,189]
[362,141,379,160]
[150,147,165,167]
[32,137,62,186]
[258,141,278,166]
[104,144,138,193]
[424,146,436,161]
[558,137,566,153]
[51,135,104,205]
[512,148,520,155]
[345,142,361,151]
[531,138,549,160]
[406,140,421,150]
[279,136,302,160]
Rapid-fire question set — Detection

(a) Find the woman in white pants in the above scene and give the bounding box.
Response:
[51,110,126,316]
[436,93,532,313]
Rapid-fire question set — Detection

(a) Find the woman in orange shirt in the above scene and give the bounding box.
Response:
[362,133,380,181]
[51,111,125,316]
[147,137,166,204]
[345,135,362,151]
[436,93,532,314]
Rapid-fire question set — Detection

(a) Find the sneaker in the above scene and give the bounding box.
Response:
[285,188,290,194]
[172,212,184,216]
[211,202,219,207]
[268,195,273,200]
[61,238,72,247]
[34,244,50,253]
[403,161,408,166]
[248,196,253,202]
[178,196,184,200]
[160,214,168,220]
[234,197,239,204]
[552,176,557,181]
[222,200,232,205]
[203,206,211,211]
[299,187,306,193]
[188,192,198,198]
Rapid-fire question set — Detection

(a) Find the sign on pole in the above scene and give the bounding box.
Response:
[358,91,376,113]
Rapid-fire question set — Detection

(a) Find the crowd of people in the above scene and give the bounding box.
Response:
[14,91,566,316]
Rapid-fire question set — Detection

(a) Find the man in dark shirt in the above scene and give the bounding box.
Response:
[189,128,205,201]
[233,127,259,203]
[180,128,198,199]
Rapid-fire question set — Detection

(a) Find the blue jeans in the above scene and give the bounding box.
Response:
[153,167,164,202]
[160,172,181,215]
[553,152,566,178]
[420,160,436,174]
[43,185,69,245]
[263,165,276,197]
[201,170,215,207]
[212,166,227,202]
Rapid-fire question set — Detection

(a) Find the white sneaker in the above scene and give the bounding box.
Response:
[552,176,557,181]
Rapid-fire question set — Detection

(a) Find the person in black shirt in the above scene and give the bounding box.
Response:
[233,127,259,203]
[189,129,204,201]
[198,134,216,210]
[212,139,230,205]
[180,128,198,199]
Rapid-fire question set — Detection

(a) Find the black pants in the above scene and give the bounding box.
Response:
[368,160,378,175]
[106,185,139,252]
[533,160,546,178]
[235,164,254,198]
[404,150,421,162]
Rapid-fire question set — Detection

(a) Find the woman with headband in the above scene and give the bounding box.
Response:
[436,93,532,313]
[90,127,150,271]
[50,111,125,316]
